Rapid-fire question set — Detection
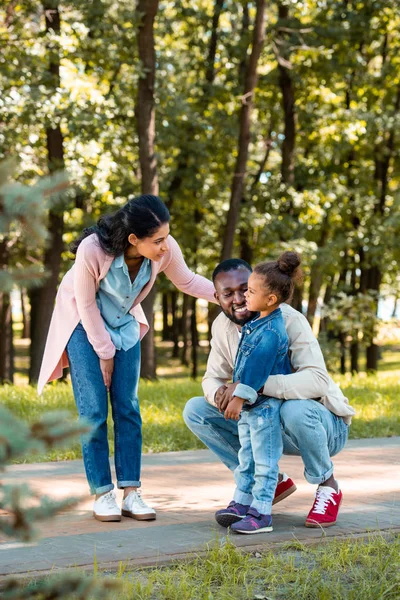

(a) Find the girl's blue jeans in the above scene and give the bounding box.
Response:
[66,323,142,495]
[234,399,283,515]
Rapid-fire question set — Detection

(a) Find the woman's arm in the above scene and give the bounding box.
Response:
[73,239,116,360]
[163,236,217,303]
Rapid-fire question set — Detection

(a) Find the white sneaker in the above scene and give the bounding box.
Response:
[121,490,156,521]
[93,491,121,522]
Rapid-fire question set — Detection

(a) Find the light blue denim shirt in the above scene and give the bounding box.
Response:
[233,307,292,406]
[95,255,151,351]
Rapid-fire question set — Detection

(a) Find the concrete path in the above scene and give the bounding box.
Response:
[0,437,399,578]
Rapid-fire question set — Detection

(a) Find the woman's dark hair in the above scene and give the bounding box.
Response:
[253,251,302,303]
[70,195,170,256]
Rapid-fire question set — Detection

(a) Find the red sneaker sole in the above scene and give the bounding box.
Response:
[305,519,337,528]
[272,483,297,505]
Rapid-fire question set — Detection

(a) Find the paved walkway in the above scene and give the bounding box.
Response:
[0,437,399,578]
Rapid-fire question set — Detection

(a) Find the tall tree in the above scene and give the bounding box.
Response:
[135,0,160,379]
[29,1,66,383]
[221,0,266,260]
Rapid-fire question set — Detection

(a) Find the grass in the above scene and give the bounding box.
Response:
[113,534,400,600]
[17,534,400,599]
[1,346,399,463]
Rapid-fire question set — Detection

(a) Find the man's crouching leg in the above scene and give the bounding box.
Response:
[183,397,241,471]
[280,399,349,527]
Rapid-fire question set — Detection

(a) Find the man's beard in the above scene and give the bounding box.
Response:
[221,306,257,326]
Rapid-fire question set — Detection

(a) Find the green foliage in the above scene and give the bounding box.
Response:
[0,159,69,291]
[2,1,400,367]
[323,292,379,344]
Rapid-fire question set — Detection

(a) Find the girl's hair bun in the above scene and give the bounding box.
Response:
[277,251,301,279]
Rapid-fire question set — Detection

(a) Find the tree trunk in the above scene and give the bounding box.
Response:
[139,286,157,380]
[171,291,180,358]
[181,294,190,367]
[20,288,30,339]
[221,0,266,260]
[307,268,324,328]
[366,344,379,372]
[291,283,303,314]
[319,281,333,334]
[364,84,400,370]
[0,291,14,384]
[161,292,170,341]
[190,297,198,380]
[0,237,14,383]
[136,0,160,379]
[239,120,274,264]
[350,341,359,374]
[277,4,296,189]
[29,2,65,383]
[392,296,398,319]
[307,215,330,327]
[339,333,346,375]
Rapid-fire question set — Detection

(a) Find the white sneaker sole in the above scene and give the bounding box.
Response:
[121,509,156,521]
[232,525,273,535]
[93,512,121,522]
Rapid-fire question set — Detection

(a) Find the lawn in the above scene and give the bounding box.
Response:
[13,534,400,600]
[1,345,399,463]
[114,534,400,600]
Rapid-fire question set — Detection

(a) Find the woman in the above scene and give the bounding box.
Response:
[38,195,216,522]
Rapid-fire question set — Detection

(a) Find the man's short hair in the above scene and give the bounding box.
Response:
[212,259,252,283]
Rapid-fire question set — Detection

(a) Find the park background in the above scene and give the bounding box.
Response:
[1,0,400,451]
[0,2,400,598]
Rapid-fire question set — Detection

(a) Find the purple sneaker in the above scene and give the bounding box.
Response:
[215,501,250,528]
[230,507,273,534]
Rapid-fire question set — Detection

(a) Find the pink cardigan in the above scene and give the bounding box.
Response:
[38,234,216,394]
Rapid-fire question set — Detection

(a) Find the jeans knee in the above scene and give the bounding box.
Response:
[280,400,312,433]
[183,396,204,427]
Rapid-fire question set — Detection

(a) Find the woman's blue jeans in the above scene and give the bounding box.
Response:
[66,323,142,495]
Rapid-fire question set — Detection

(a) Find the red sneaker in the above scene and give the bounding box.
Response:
[305,485,343,528]
[273,473,297,505]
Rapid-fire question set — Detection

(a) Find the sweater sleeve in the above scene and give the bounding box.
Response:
[73,239,116,359]
[163,236,217,303]
[202,319,234,406]
[263,308,329,399]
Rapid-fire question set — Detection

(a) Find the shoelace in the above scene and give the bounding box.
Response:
[130,491,148,508]
[312,489,337,515]
[100,492,117,509]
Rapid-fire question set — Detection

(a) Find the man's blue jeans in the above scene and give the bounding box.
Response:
[234,399,283,514]
[66,323,142,495]
[183,397,349,486]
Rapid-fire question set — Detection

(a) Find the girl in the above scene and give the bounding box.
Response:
[38,195,216,522]
[215,251,301,534]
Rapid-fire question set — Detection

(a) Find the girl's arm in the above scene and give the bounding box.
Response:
[162,236,217,303]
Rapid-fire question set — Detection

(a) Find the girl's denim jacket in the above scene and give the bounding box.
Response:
[233,307,292,407]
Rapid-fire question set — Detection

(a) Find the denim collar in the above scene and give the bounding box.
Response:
[114,254,125,268]
[242,307,281,334]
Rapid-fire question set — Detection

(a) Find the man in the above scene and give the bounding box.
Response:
[183,259,355,528]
